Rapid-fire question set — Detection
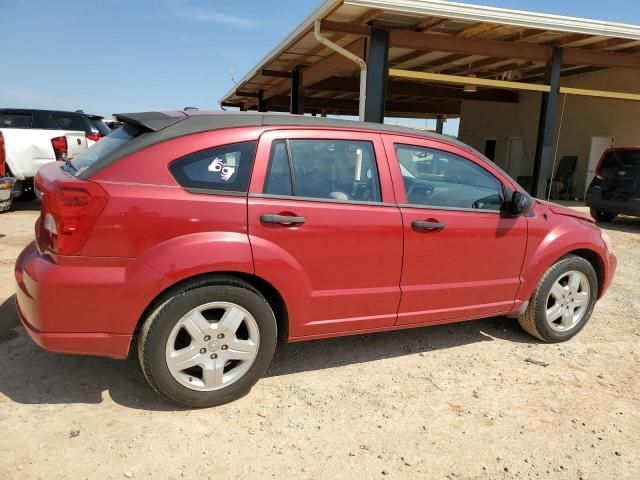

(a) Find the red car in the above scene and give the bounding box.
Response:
[15,111,616,407]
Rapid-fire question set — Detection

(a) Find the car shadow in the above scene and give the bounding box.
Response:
[0,294,537,411]
[596,215,640,234]
[10,198,40,211]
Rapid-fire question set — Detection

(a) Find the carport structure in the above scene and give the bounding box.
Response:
[220,0,640,197]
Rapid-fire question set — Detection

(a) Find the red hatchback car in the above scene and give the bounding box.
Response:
[15,111,616,407]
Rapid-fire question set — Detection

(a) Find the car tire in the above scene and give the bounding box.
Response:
[137,275,278,408]
[518,255,598,343]
[590,208,617,222]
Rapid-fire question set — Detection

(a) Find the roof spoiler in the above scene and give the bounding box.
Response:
[113,111,189,132]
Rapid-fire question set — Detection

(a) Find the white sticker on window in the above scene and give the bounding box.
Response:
[208,157,236,182]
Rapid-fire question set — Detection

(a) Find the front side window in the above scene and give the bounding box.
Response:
[169,141,257,193]
[395,144,504,211]
[264,139,381,203]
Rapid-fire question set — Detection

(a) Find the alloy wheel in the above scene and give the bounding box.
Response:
[165,302,260,391]
[544,270,591,332]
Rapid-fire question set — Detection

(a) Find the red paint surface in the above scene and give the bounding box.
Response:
[15,124,617,357]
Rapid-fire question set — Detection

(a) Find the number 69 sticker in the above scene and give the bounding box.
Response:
[208,157,236,181]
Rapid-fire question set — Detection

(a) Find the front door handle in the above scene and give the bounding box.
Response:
[412,220,445,231]
[260,213,306,225]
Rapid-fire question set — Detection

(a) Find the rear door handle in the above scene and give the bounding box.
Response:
[412,220,445,231]
[260,214,306,225]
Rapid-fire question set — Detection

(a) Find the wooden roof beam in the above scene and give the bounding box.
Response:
[308,76,519,102]
[265,94,462,116]
[385,28,640,70]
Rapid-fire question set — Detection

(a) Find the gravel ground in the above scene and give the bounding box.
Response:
[0,201,638,480]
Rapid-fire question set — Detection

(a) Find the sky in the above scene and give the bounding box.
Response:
[1,0,639,135]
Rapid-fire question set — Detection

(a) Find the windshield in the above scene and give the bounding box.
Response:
[70,124,141,175]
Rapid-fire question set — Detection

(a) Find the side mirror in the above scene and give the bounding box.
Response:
[508,191,533,215]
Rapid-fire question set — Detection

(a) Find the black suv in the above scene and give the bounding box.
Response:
[586,147,640,221]
[0,108,111,139]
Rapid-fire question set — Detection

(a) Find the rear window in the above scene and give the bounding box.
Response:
[169,142,257,194]
[50,114,92,133]
[601,149,640,169]
[70,125,141,175]
[0,113,32,129]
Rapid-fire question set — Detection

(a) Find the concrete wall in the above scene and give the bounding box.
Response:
[458,68,640,198]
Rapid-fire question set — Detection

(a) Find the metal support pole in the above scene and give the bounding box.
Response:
[435,115,445,134]
[364,27,389,123]
[290,68,304,115]
[258,90,267,112]
[532,47,563,198]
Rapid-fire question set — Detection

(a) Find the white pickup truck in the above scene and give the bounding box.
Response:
[0,109,109,198]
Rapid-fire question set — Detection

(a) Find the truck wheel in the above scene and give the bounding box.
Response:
[590,208,617,222]
[518,255,598,343]
[137,276,278,408]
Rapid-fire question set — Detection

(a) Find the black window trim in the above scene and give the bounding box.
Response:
[393,142,509,214]
[261,137,384,206]
[249,192,396,208]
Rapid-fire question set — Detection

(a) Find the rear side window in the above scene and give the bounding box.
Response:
[169,141,257,193]
[264,139,382,203]
[88,118,112,136]
[0,113,32,128]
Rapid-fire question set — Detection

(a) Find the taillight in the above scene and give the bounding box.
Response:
[0,131,6,176]
[37,180,109,255]
[86,133,102,143]
[51,136,68,161]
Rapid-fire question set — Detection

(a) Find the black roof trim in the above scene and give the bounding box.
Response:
[79,110,483,179]
[0,108,102,118]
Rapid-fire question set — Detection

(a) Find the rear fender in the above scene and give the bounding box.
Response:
[139,232,254,283]
[248,235,313,338]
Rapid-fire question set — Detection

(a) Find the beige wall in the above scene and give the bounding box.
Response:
[458,68,640,198]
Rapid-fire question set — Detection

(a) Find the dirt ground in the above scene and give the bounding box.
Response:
[0,200,638,480]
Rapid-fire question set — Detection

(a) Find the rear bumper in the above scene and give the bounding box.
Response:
[585,189,640,218]
[17,300,131,359]
[15,241,170,359]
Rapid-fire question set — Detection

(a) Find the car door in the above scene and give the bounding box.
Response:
[382,134,528,326]
[248,129,403,339]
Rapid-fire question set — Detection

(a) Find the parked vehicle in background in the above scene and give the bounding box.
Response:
[0,135,17,211]
[85,114,111,145]
[586,147,640,221]
[0,109,109,196]
[103,118,123,130]
[15,111,616,407]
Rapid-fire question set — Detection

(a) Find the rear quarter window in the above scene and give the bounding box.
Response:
[169,141,257,194]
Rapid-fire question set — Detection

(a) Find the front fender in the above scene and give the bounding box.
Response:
[517,217,608,304]
[139,231,254,283]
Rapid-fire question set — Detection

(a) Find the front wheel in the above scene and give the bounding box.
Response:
[518,255,598,343]
[137,276,278,407]
[590,208,617,222]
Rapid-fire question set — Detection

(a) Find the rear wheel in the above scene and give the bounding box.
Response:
[518,255,598,343]
[137,276,278,407]
[590,208,617,222]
